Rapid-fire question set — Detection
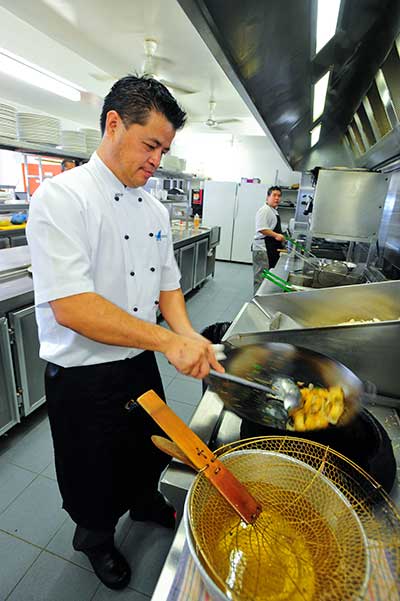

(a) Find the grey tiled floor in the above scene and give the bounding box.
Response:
[0,261,253,600]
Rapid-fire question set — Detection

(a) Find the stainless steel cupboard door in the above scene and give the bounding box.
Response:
[194,238,209,286]
[0,317,20,435]
[9,306,46,416]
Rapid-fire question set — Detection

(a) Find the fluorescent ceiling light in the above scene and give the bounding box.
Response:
[311,124,321,147]
[313,71,330,121]
[316,0,341,54]
[0,49,82,102]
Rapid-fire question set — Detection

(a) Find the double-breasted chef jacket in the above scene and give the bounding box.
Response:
[27,151,181,367]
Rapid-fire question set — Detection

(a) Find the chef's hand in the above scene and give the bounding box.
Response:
[164,334,225,379]
[274,233,285,243]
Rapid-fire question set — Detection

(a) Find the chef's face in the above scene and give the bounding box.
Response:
[106,109,175,188]
[267,190,282,209]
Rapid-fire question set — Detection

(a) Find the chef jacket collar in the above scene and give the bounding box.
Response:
[90,151,133,196]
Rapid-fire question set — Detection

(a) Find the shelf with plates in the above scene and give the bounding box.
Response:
[0,136,89,161]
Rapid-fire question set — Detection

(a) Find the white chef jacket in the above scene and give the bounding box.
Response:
[26,152,181,367]
[252,204,279,250]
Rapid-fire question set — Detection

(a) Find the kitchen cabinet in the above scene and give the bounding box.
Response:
[179,243,196,294]
[0,317,20,435]
[193,237,208,286]
[9,306,46,416]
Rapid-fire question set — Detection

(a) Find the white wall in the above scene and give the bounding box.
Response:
[172,132,301,186]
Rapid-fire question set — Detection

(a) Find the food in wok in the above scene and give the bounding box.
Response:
[288,385,345,431]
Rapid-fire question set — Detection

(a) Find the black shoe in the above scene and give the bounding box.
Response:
[130,492,176,529]
[83,543,131,590]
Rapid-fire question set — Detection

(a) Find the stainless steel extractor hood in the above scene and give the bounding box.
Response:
[178,0,400,170]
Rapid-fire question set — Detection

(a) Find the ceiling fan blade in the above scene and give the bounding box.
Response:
[89,72,117,82]
[216,118,241,125]
[159,79,198,95]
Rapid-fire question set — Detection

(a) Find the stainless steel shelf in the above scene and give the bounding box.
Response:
[0,204,29,212]
[155,167,195,180]
[0,136,89,160]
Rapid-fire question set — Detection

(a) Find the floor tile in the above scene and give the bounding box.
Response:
[0,475,67,547]
[167,400,195,425]
[155,353,178,378]
[7,550,99,601]
[121,522,174,597]
[46,513,132,571]
[0,531,41,600]
[0,462,37,514]
[41,460,57,481]
[92,585,150,600]
[1,423,54,473]
[166,378,202,406]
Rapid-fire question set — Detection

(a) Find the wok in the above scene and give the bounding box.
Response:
[207,342,365,429]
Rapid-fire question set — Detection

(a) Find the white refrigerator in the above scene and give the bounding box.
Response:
[202,181,267,263]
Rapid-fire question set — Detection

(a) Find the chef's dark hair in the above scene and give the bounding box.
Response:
[100,75,186,134]
[267,186,282,196]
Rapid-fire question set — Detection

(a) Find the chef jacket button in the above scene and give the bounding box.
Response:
[155,300,159,305]
[130,271,135,276]
[133,307,138,312]
[114,194,120,201]
[124,234,129,240]
[150,267,155,272]
[138,197,143,202]
[149,232,154,237]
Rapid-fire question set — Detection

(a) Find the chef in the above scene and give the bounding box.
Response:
[60,158,76,171]
[252,186,285,294]
[26,75,223,591]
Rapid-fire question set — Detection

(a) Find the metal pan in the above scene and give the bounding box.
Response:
[206,342,364,429]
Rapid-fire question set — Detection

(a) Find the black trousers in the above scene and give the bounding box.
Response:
[45,351,169,538]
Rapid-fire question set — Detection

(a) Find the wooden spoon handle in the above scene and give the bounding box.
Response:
[151,435,196,469]
[136,390,262,524]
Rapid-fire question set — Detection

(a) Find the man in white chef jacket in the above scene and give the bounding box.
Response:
[27,76,223,591]
[252,186,285,294]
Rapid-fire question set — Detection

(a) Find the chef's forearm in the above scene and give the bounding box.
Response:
[259,228,280,240]
[158,288,195,336]
[49,292,175,353]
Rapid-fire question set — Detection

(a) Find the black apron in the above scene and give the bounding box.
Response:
[264,213,282,268]
[45,351,170,531]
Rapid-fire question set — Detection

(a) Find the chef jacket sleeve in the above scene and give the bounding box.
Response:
[159,220,181,291]
[256,205,276,233]
[26,178,95,305]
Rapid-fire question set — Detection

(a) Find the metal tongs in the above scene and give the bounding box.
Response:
[262,269,299,293]
[210,344,301,412]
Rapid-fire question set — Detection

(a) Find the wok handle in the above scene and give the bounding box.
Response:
[136,390,262,524]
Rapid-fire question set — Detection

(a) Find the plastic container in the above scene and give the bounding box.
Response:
[193,214,200,229]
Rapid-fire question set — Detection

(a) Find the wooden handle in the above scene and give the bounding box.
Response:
[136,390,262,524]
[151,435,196,469]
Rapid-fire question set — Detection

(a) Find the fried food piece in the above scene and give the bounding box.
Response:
[289,385,344,431]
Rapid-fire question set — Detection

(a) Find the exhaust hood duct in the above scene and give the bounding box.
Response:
[178,0,400,170]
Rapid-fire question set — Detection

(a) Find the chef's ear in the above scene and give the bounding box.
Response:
[105,110,123,137]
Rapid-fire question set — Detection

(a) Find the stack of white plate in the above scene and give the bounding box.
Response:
[0,103,17,139]
[60,130,87,154]
[80,128,101,154]
[17,113,61,146]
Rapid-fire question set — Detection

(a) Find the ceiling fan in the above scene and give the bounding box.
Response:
[191,100,241,130]
[90,39,198,96]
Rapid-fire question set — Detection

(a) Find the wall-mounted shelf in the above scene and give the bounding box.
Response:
[0,136,89,161]
[0,204,29,212]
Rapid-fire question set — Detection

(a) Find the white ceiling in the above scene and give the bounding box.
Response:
[0,0,265,135]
